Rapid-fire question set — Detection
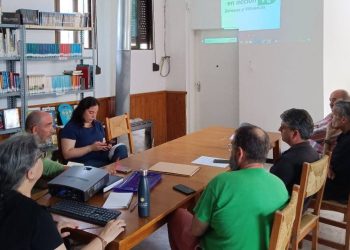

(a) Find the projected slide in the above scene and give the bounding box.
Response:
[221,0,281,31]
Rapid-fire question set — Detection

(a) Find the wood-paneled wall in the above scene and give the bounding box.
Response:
[111,91,187,145]
[0,91,187,145]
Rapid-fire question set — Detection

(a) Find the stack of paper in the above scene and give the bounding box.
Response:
[191,156,229,168]
[102,192,133,209]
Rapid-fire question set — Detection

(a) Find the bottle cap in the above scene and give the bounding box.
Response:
[141,169,148,176]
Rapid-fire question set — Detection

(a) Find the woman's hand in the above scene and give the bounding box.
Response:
[56,221,78,238]
[98,219,126,244]
[91,141,112,152]
[103,164,117,175]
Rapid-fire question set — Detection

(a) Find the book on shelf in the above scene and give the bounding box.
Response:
[3,108,20,130]
[63,70,83,75]
[26,43,82,58]
[26,107,41,116]
[76,64,93,89]
[0,71,20,93]
[0,110,4,129]
[41,106,58,127]
[39,11,89,28]
[27,74,83,94]
[0,29,19,57]
[16,9,39,25]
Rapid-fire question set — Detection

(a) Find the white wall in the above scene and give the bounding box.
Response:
[323,0,350,115]
[187,0,325,132]
[164,0,187,91]
[130,0,167,94]
[239,0,324,131]
[84,0,170,96]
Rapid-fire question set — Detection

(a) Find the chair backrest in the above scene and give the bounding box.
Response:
[54,127,67,164]
[292,154,330,235]
[269,185,300,250]
[105,113,134,154]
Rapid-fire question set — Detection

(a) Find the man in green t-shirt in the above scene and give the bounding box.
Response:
[25,111,66,179]
[168,125,289,250]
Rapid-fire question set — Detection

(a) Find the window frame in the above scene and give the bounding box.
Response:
[131,0,153,50]
[54,0,94,49]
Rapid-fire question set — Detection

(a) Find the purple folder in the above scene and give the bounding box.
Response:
[113,171,162,193]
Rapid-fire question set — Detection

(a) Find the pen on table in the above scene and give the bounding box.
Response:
[130,201,138,212]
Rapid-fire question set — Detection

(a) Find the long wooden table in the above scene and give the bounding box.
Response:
[37,127,281,250]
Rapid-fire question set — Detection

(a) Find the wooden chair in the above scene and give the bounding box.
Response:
[51,127,68,164]
[317,194,350,249]
[269,185,300,250]
[105,113,134,154]
[290,154,330,250]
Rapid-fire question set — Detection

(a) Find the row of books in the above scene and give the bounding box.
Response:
[0,108,20,130]
[27,74,89,94]
[26,43,82,58]
[14,9,89,28]
[39,11,89,28]
[0,28,19,57]
[28,103,76,128]
[0,71,21,93]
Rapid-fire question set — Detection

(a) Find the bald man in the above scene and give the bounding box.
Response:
[168,125,288,250]
[310,89,349,154]
[25,111,66,178]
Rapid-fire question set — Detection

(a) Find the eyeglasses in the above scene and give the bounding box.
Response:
[227,143,233,152]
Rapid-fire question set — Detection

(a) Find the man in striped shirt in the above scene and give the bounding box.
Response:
[309,89,349,154]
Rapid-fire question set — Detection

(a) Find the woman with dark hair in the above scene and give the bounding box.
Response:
[61,96,128,168]
[0,133,126,249]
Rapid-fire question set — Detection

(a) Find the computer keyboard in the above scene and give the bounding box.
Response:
[49,199,121,226]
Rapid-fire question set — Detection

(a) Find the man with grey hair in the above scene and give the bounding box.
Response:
[270,108,319,195]
[324,100,350,202]
[310,89,349,154]
[25,111,66,178]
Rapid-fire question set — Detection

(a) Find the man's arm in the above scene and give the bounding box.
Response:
[191,215,209,237]
[270,159,295,193]
[42,158,65,178]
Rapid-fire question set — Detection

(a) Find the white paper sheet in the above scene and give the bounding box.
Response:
[102,192,133,209]
[191,156,229,168]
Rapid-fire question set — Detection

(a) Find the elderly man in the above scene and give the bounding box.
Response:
[168,125,289,250]
[270,108,319,194]
[323,100,350,202]
[25,111,66,179]
[310,89,349,154]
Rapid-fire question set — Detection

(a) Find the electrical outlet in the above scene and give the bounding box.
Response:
[153,63,159,72]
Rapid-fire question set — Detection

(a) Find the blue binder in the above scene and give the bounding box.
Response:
[113,171,162,193]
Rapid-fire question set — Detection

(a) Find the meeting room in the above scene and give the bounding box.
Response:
[0,0,349,249]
